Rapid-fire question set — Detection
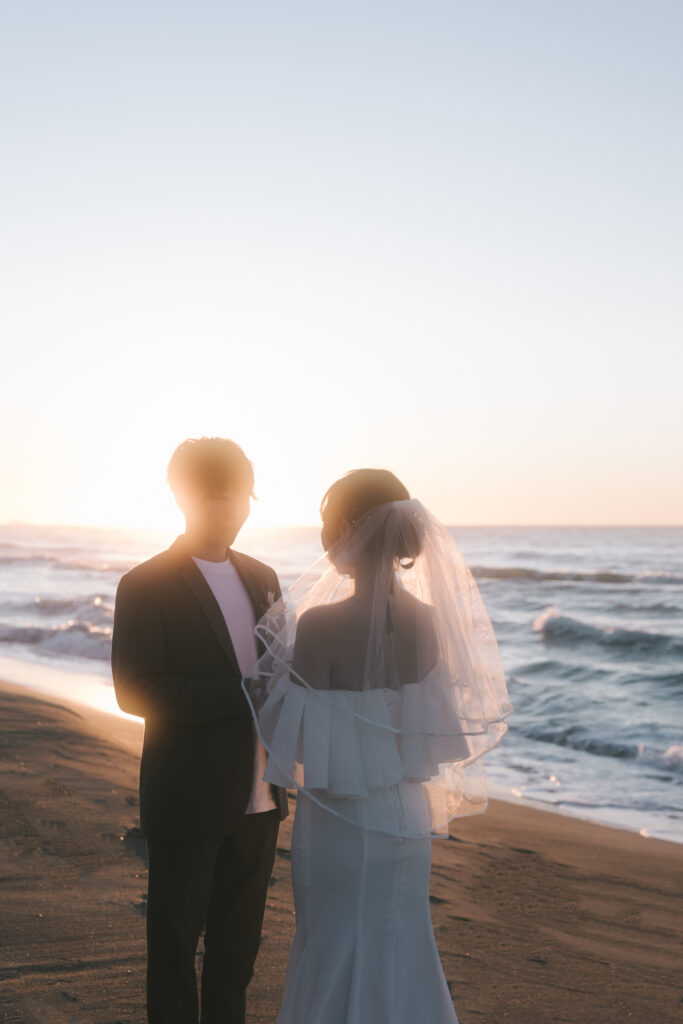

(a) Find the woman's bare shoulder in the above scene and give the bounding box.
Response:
[396,589,436,621]
[296,599,354,633]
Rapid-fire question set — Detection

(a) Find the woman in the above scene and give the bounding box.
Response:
[242,469,512,1023]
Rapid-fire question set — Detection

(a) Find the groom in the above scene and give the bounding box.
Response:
[111,437,288,1024]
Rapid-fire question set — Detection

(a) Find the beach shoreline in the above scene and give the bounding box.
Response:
[3,661,678,845]
[3,521,682,847]
[1,676,682,1024]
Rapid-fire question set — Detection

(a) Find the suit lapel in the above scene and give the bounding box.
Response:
[170,536,241,674]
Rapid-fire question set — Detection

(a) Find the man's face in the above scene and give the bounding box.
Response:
[187,487,251,548]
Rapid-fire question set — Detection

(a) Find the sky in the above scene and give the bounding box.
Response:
[1,0,681,529]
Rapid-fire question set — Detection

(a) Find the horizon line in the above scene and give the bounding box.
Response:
[2,518,683,532]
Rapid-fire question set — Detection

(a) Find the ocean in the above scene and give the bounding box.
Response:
[0,521,681,844]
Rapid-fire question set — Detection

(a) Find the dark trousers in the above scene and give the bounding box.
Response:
[145,809,279,1024]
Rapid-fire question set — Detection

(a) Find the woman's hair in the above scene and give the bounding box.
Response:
[321,468,422,562]
[167,437,254,501]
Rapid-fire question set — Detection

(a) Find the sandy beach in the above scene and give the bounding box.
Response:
[0,678,681,1024]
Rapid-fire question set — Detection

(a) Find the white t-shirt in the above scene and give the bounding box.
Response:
[192,554,277,815]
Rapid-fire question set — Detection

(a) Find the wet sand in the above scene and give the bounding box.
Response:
[0,677,681,1024]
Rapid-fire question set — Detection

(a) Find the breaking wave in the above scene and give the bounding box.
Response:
[0,621,112,661]
[533,607,683,658]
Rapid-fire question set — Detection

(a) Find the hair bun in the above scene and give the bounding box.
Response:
[393,504,425,565]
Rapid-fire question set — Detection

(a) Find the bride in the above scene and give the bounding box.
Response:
[242,469,512,1024]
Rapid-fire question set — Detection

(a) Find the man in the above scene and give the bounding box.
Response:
[111,437,288,1024]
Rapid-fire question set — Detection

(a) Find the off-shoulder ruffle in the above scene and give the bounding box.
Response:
[259,664,476,797]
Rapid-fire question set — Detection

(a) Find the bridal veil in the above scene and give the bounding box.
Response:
[242,499,512,839]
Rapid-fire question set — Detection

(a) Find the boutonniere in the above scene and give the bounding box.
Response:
[258,591,277,617]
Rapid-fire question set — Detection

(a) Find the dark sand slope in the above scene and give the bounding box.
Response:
[0,679,681,1024]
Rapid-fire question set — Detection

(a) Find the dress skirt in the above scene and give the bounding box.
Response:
[275,780,459,1024]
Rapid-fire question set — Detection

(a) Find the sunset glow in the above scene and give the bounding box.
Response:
[1,2,681,530]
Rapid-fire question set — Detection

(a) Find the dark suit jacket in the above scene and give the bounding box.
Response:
[110,535,289,838]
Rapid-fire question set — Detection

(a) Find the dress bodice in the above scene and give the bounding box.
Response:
[258,661,473,799]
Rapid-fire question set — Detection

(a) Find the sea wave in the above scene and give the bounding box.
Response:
[533,607,683,658]
[0,552,133,573]
[472,566,683,585]
[612,600,682,616]
[511,660,612,682]
[16,594,114,620]
[519,722,683,775]
[0,621,112,661]
[610,668,683,695]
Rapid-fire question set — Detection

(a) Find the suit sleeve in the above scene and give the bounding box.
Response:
[111,571,251,724]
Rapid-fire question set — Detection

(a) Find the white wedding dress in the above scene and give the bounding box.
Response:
[261,669,462,1024]
[243,498,512,1024]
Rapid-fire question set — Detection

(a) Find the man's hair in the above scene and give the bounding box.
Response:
[167,437,255,501]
